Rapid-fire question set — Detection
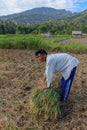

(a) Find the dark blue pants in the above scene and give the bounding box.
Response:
[61,67,76,101]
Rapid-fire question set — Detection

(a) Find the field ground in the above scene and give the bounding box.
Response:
[0,46,87,129]
[59,37,87,45]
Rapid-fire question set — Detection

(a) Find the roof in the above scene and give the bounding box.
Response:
[72,31,82,35]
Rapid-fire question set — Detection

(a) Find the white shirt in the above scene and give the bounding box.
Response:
[45,53,79,87]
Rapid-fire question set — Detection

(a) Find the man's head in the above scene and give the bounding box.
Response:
[35,49,47,62]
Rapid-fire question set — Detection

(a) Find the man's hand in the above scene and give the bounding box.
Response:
[39,79,48,89]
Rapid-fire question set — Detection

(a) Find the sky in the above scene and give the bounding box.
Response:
[0,0,87,16]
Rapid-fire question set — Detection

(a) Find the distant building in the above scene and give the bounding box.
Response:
[43,31,51,37]
[72,31,82,38]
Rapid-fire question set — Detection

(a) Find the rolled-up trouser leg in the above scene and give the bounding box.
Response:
[61,67,76,101]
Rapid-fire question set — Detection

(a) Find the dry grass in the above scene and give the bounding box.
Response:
[0,116,20,130]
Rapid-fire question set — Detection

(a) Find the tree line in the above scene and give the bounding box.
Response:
[0,19,87,35]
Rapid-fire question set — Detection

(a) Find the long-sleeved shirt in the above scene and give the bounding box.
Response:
[45,53,79,87]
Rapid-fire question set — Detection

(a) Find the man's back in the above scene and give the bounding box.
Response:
[46,53,79,80]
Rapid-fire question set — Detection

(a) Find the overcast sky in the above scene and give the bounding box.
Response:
[0,0,87,16]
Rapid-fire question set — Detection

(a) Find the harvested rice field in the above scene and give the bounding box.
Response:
[0,49,87,130]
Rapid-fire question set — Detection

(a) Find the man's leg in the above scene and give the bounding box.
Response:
[61,67,77,101]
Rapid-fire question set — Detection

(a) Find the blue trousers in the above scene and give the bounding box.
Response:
[61,67,76,101]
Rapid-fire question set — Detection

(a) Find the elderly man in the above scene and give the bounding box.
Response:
[35,49,79,102]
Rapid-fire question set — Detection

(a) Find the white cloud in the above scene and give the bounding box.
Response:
[0,0,22,16]
[0,0,86,16]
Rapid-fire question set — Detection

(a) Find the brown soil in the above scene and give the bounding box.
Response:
[0,49,87,130]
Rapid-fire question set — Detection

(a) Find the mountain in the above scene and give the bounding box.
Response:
[0,7,76,24]
[67,9,87,23]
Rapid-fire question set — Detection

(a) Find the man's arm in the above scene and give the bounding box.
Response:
[39,56,55,89]
[39,75,48,89]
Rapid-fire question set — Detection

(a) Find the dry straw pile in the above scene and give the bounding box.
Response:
[29,86,61,121]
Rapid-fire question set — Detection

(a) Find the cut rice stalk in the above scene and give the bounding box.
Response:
[29,87,61,121]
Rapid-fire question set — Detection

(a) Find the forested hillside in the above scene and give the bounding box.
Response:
[0,7,74,24]
[0,9,87,34]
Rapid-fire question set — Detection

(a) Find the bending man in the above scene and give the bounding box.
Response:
[35,49,79,102]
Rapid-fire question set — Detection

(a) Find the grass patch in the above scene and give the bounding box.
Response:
[0,34,50,49]
[51,42,87,53]
[0,34,87,53]
[52,35,71,43]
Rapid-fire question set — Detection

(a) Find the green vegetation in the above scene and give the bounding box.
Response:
[0,34,87,53]
[51,42,87,53]
[0,9,87,35]
[0,34,48,49]
[29,86,61,121]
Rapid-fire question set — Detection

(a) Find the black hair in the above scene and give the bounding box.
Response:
[35,49,47,56]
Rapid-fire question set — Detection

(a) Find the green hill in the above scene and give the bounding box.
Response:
[0,7,75,24]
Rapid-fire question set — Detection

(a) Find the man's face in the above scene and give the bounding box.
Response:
[36,54,46,62]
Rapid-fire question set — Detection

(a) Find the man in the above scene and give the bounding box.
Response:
[35,49,79,102]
